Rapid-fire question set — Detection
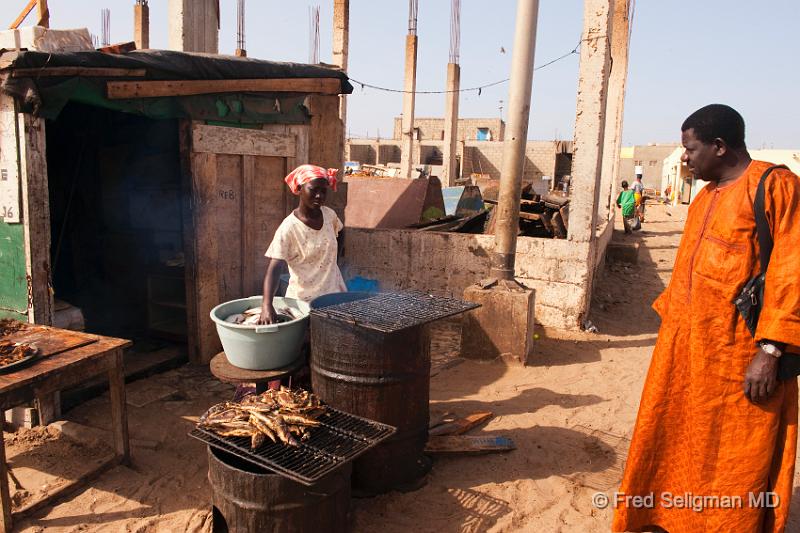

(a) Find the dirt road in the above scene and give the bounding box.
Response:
[6,203,800,532]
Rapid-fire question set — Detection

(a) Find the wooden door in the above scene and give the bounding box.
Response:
[183,122,308,364]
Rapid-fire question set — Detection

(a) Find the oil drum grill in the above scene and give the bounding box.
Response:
[309,291,480,333]
[189,407,395,486]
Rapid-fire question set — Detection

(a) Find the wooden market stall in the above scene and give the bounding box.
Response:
[0,49,351,365]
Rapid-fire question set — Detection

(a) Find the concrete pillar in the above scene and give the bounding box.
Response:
[568,0,613,243]
[375,139,382,165]
[442,63,461,186]
[167,0,219,53]
[333,0,349,131]
[134,1,150,50]
[399,34,419,178]
[598,0,630,222]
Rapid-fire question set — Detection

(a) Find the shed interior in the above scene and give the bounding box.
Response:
[46,102,187,352]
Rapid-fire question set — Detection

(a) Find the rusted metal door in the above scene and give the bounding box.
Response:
[183,122,308,364]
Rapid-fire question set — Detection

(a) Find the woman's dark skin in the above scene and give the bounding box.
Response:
[258,178,332,324]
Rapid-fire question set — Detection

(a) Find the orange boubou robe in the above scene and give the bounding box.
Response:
[613,161,800,532]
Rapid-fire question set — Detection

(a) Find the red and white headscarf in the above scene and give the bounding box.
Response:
[284,164,338,195]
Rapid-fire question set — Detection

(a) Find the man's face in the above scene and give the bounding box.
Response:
[681,128,722,181]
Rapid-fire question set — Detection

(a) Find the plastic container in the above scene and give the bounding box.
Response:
[209,296,310,370]
[309,291,374,311]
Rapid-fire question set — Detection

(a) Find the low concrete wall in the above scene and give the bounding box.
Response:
[342,228,592,329]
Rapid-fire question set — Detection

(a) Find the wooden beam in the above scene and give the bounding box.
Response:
[11,67,147,78]
[107,77,342,99]
[191,124,296,158]
[36,0,48,28]
[8,0,37,30]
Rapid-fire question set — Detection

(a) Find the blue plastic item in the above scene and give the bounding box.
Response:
[345,276,380,293]
[309,291,374,310]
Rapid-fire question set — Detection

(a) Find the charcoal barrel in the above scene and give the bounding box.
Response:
[310,292,431,494]
[207,447,351,533]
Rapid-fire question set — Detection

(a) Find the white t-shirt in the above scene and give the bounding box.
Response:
[265,206,347,302]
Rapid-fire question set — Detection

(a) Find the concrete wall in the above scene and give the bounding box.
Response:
[341,228,592,329]
[393,117,505,142]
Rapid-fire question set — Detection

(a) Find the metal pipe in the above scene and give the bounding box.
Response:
[490,0,540,280]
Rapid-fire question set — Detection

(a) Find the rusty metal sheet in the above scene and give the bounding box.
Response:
[344,177,434,229]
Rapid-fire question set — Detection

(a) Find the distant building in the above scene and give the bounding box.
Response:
[346,117,571,196]
[660,147,800,205]
[618,143,681,190]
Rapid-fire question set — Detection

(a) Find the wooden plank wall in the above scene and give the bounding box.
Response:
[187,123,309,363]
[19,114,52,325]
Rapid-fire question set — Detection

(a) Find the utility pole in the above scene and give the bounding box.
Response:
[491,0,539,280]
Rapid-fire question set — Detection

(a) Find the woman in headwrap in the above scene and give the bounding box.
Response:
[258,164,347,324]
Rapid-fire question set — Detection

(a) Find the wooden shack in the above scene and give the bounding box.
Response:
[0,49,351,364]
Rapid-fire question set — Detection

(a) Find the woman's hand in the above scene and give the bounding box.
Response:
[257,302,278,325]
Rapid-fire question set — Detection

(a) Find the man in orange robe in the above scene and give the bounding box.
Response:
[613,104,800,532]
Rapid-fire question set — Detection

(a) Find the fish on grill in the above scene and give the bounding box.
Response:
[198,387,325,449]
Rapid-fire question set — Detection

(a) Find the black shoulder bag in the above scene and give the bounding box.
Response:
[733,164,800,380]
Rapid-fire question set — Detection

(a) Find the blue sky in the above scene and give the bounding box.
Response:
[3,1,798,148]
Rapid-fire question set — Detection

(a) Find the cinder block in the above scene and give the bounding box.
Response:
[461,282,536,365]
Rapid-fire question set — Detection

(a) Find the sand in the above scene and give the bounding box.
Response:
[6,203,800,532]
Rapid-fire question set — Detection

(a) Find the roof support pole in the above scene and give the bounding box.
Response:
[490,0,540,280]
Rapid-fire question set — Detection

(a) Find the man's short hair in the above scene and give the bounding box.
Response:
[621,180,629,188]
[681,104,746,149]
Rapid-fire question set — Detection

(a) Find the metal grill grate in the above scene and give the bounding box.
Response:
[189,407,395,485]
[310,291,479,333]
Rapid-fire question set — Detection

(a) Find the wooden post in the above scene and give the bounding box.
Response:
[0,419,12,533]
[37,0,49,28]
[107,349,130,463]
[19,113,53,325]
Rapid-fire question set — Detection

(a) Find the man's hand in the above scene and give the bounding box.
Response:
[743,348,779,404]
[257,303,278,325]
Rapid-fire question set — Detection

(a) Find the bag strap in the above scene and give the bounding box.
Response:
[753,165,789,272]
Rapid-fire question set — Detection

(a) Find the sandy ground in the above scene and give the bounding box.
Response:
[7,203,800,532]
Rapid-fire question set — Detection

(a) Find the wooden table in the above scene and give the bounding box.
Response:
[0,326,131,532]
[210,352,304,393]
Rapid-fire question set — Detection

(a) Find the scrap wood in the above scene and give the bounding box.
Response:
[429,411,493,436]
[429,411,455,429]
[425,435,515,455]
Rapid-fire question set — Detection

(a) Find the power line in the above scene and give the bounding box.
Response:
[349,40,581,95]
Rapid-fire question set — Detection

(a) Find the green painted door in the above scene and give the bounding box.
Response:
[0,222,28,320]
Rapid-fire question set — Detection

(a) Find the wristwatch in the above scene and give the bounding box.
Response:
[759,341,783,358]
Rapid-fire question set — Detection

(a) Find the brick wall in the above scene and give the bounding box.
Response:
[461,141,561,195]
[344,138,572,192]
[348,144,375,164]
[393,117,505,142]
[341,228,594,329]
